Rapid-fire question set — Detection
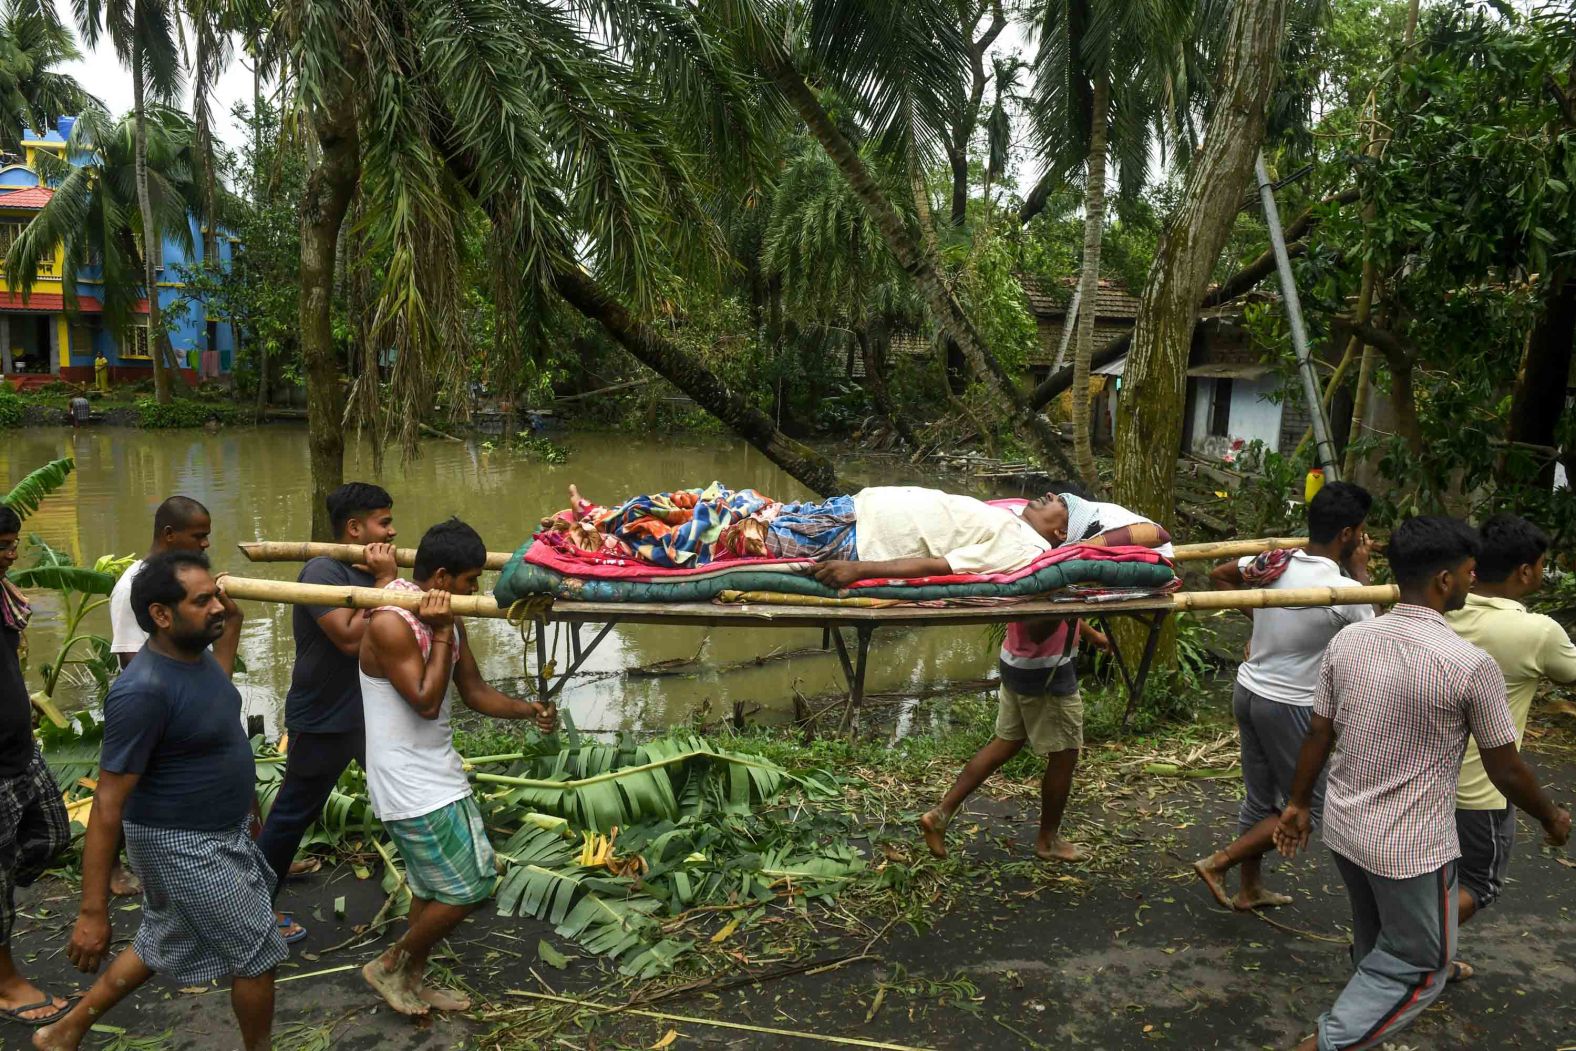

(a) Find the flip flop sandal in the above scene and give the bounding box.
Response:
[0,995,76,1027]
[276,914,309,945]
[1449,960,1475,983]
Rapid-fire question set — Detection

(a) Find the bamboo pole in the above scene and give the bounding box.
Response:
[243,536,1301,571]
[237,541,511,572]
[1170,536,1308,562]
[215,573,509,618]
[217,572,1398,620]
[1174,583,1396,611]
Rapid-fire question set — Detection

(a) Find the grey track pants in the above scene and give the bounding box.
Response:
[1233,684,1326,834]
[1317,853,1457,1051]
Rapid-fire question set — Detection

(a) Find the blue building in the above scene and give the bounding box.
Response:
[0,116,240,388]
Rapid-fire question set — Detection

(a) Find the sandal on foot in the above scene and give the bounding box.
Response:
[1449,960,1474,983]
[0,995,75,1027]
[276,914,308,945]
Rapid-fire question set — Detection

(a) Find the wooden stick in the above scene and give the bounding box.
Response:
[217,571,1398,620]
[1171,537,1308,562]
[1172,583,1397,611]
[246,535,1306,570]
[237,541,510,572]
[215,573,509,618]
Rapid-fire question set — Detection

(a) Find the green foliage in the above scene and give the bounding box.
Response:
[1,455,72,517]
[510,433,568,464]
[0,387,22,428]
[12,538,133,701]
[134,398,237,429]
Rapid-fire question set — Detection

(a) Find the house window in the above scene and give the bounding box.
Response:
[1208,378,1233,438]
[206,319,218,352]
[123,325,151,361]
[0,221,21,262]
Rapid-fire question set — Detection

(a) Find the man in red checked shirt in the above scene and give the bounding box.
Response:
[1274,516,1570,1051]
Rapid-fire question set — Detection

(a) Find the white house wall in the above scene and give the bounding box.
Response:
[1189,375,1285,459]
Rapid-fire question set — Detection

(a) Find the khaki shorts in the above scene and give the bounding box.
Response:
[995,685,1083,755]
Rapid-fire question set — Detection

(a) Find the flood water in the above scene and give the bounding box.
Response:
[3,425,1006,736]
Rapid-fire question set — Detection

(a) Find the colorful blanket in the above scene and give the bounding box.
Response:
[493,541,1177,606]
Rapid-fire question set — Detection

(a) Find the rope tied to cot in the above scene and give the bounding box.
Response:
[507,595,559,679]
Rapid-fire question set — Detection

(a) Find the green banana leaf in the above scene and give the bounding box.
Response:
[2,457,73,518]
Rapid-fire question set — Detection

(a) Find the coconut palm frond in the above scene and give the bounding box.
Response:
[1,456,73,518]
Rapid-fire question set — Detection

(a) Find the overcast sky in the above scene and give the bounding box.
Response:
[52,1,258,150]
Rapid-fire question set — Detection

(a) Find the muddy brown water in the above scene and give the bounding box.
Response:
[2,425,1027,736]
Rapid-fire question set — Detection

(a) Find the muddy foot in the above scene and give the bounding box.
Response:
[418,983,472,1011]
[1192,854,1234,909]
[918,810,949,859]
[362,959,429,1016]
[1035,838,1088,862]
[32,1022,82,1051]
[109,864,140,898]
[1233,888,1294,911]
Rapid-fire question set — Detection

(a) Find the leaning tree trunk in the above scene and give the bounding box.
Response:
[552,265,852,496]
[1112,0,1289,669]
[1072,74,1110,491]
[132,45,172,404]
[299,82,361,542]
[1506,271,1576,488]
[760,52,1079,480]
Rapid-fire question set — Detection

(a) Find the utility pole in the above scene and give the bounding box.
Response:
[1255,152,1340,481]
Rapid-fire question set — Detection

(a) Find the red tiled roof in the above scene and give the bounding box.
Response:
[0,291,103,312]
[0,186,54,210]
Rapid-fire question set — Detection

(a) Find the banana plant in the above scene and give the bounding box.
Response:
[2,456,74,518]
[10,537,134,708]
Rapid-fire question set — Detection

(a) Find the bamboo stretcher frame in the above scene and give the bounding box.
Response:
[229,534,1391,730]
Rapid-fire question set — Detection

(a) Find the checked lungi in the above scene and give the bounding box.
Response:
[123,817,288,984]
[0,745,70,944]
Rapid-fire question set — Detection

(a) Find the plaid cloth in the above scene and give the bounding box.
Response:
[1240,547,1297,586]
[385,796,496,906]
[123,817,288,984]
[1316,604,1519,879]
[0,745,69,945]
[761,496,858,561]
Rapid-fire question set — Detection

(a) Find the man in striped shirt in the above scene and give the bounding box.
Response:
[1274,516,1569,1051]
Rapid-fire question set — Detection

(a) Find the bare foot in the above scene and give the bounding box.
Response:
[417,983,472,1011]
[1233,887,1294,911]
[918,810,949,859]
[1192,853,1234,909]
[362,958,429,1017]
[32,1018,83,1051]
[109,864,140,898]
[1035,837,1088,862]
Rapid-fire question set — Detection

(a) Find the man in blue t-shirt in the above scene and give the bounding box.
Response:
[256,483,397,942]
[36,552,286,1051]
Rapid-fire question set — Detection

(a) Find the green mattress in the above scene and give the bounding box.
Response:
[494,547,1177,606]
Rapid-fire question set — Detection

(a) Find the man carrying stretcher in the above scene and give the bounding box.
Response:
[552,483,1167,583]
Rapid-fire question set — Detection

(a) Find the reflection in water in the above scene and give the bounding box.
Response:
[2,426,1001,735]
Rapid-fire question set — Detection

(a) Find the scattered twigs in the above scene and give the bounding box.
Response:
[493,990,939,1050]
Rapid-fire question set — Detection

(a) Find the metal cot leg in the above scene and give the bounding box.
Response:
[1119,610,1170,728]
[837,625,874,733]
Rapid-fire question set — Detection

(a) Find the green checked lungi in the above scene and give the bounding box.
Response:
[385,796,496,906]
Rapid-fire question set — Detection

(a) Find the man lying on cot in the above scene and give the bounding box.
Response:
[552,484,1170,583]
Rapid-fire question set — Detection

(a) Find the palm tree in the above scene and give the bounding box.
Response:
[4,107,204,353]
[0,0,89,154]
[263,0,824,535]
[73,0,184,403]
[1029,0,1194,489]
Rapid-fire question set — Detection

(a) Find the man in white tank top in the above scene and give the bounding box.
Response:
[357,519,557,1018]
